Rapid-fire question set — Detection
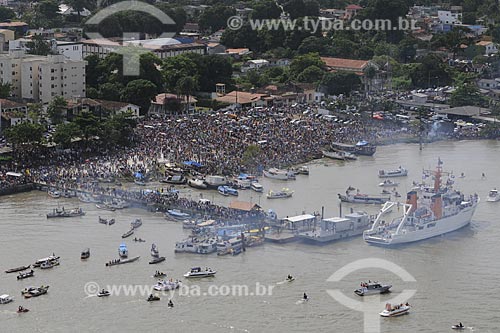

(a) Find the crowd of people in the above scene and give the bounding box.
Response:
[0,105,432,216]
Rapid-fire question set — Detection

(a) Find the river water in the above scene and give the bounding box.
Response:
[1,140,500,333]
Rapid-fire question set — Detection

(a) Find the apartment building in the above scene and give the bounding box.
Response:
[0,50,86,104]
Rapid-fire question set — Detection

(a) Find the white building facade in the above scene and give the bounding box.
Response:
[0,51,86,104]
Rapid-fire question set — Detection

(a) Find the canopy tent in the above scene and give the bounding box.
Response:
[183,161,203,168]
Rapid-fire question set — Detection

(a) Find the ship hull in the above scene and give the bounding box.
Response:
[364,203,477,246]
[299,228,368,244]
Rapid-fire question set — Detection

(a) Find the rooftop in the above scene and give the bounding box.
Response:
[228,201,261,211]
[321,57,369,71]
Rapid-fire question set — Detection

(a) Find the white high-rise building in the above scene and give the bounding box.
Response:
[0,50,86,104]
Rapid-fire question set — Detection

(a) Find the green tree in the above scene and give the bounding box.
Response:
[283,0,320,20]
[176,76,199,113]
[198,4,236,33]
[98,82,123,101]
[85,54,102,88]
[74,111,100,142]
[250,0,282,20]
[121,79,157,113]
[26,103,44,124]
[0,6,16,21]
[52,122,82,148]
[450,83,487,107]
[0,82,11,98]
[290,53,324,79]
[100,112,137,147]
[47,96,68,125]
[298,36,328,55]
[409,55,452,88]
[242,144,261,168]
[4,122,44,148]
[26,35,53,56]
[297,65,324,83]
[162,55,198,92]
[321,71,361,95]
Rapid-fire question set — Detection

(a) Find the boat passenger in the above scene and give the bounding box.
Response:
[287,275,293,280]
[459,323,463,328]
[303,293,308,300]
[18,306,23,311]
[168,300,174,307]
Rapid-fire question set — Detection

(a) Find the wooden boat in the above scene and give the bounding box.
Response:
[46,207,85,218]
[105,256,140,267]
[108,219,115,225]
[122,229,134,238]
[160,174,187,185]
[5,265,30,273]
[149,257,166,264]
[147,295,160,302]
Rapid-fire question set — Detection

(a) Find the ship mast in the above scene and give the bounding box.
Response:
[423,158,449,192]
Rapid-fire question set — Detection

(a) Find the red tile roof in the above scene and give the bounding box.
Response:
[321,57,369,71]
[0,99,26,109]
[346,4,362,10]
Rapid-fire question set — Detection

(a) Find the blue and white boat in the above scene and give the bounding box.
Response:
[217,186,238,196]
[166,209,190,220]
[119,243,128,258]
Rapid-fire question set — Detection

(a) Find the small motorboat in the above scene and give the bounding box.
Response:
[98,217,108,225]
[118,243,128,258]
[5,265,30,273]
[250,182,263,192]
[379,303,410,317]
[105,256,140,267]
[81,248,90,260]
[17,306,29,313]
[487,188,500,202]
[108,219,115,226]
[451,324,465,330]
[184,267,216,278]
[149,257,166,264]
[40,260,55,269]
[266,188,294,199]
[17,270,34,280]
[96,203,116,211]
[153,279,181,291]
[378,166,408,178]
[378,179,399,187]
[131,218,142,229]
[122,229,134,238]
[147,295,160,302]
[355,281,392,296]
[46,207,85,218]
[97,290,110,297]
[154,271,167,278]
[0,294,13,304]
[23,286,49,298]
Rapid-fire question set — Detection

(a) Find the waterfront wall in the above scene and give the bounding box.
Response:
[0,183,35,197]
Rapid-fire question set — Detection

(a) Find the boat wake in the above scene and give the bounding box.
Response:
[295,299,308,304]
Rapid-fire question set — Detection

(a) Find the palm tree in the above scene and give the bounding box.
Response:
[175,77,199,114]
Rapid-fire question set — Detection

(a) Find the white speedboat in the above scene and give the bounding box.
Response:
[263,168,295,180]
[364,160,479,246]
[378,179,399,187]
[378,166,408,178]
[267,188,294,199]
[218,185,238,196]
[354,281,392,296]
[153,279,181,291]
[379,303,410,317]
[183,267,216,278]
[250,182,263,192]
[187,178,207,189]
[487,188,500,202]
[0,294,13,304]
[119,243,128,258]
[33,255,59,267]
